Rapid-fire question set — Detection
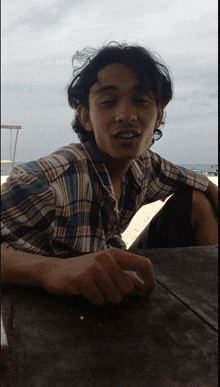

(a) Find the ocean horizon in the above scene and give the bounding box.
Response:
[1,161,218,177]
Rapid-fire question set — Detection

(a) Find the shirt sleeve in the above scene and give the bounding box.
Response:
[144,152,209,202]
[1,168,56,255]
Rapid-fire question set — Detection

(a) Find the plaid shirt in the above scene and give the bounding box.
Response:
[1,141,209,257]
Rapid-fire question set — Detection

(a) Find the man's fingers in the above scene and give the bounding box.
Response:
[98,253,134,295]
[124,271,145,291]
[110,249,156,293]
[78,280,106,306]
[94,269,124,304]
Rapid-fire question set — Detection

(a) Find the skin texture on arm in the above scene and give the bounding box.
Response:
[1,247,51,288]
[191,180,218,246]
[1,247,155,306]
[203,180,218,218]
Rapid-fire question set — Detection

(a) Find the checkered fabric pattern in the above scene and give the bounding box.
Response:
[1,141,209,257]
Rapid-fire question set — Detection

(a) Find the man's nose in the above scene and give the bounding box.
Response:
[115,100,137,122]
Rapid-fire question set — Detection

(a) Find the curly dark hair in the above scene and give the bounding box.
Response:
[67,42,173,145]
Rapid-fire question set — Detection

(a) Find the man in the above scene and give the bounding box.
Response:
[1,43,218,306]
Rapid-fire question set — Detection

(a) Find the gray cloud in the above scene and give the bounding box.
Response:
[1,0,217,164]
[209,90,218,99]
[3,0,89,32]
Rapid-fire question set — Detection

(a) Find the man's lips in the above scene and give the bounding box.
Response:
[114,129,141,140]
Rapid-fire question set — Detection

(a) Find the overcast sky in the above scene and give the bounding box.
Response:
[1,0,218,164]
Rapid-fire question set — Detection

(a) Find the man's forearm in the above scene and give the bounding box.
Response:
[204,180,218,219]
[1,247,57,288]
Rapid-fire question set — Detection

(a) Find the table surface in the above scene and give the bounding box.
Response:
[132,245,218,331]
[2,245,218,387]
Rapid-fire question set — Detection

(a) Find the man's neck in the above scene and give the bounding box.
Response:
[100,151,132,184]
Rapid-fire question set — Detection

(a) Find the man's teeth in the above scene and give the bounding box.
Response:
[118,133,138,139]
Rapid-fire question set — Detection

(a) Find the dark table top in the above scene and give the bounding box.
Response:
[2,245,218,387]
[131,245,218,331]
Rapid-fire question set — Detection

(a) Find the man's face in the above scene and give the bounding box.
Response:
[78,63,163,162]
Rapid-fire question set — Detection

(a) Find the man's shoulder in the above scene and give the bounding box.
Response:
[9,143,90,184]
[47,143,88,167]
[49,142,89,164]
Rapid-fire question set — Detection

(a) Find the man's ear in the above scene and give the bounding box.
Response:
[77,105,93,132]
[155,106,163,129]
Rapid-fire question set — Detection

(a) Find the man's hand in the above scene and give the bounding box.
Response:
[42,248,155,305]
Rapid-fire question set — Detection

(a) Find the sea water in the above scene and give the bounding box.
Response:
[1,161,27,176]
[178,164,218,176]
[0,161,217,176]
[178,164,218,171]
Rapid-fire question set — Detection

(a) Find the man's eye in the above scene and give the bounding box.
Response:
[100,100,115,105]
[134,98,150,104]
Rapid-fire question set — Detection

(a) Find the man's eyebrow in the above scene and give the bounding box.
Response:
[94,85,118,95]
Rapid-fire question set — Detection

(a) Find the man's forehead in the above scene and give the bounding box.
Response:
[91,83,153,96]
[89,63,154,96]
[90,68,150,95]
[89,63,136,92]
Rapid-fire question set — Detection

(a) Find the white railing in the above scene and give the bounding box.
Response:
[1,125,21,167]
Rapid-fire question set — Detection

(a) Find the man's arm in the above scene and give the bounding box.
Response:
[1,246,52,288]
[1,247,155,305]
[204,180,218,218]
[190,179,218,245]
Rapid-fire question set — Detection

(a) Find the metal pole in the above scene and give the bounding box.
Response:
[10,129,12,161]
[12,128,19,166]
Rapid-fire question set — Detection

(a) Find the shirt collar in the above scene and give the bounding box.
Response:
[82,140,151,191]
[82,140,113,194]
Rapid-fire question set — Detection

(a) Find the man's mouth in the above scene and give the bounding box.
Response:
[115,130,141,140]
[117,133,140,139]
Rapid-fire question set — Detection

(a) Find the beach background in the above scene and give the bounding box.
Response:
[1,162,218,248]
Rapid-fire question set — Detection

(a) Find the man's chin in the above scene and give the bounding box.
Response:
[111,149,145,162]
[99,144,150,165]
